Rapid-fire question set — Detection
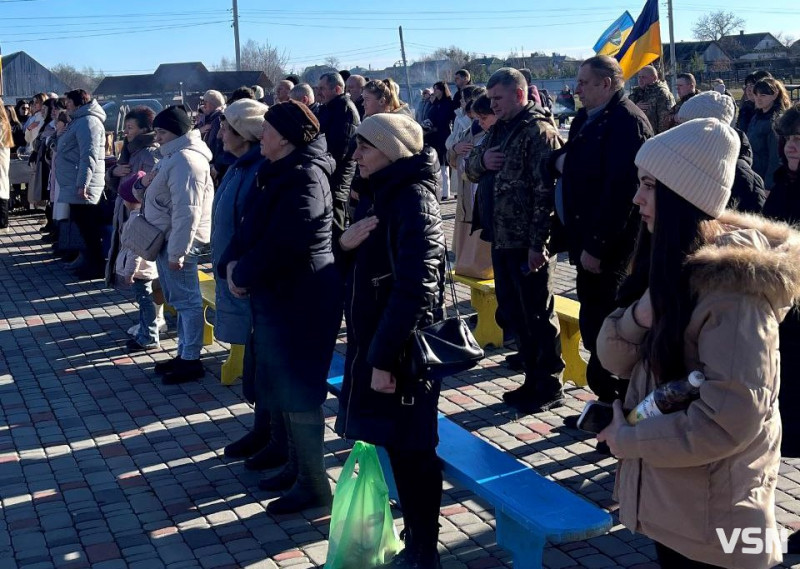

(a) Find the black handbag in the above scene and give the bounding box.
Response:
[387,226,484,383]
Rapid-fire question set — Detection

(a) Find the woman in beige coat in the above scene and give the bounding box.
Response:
[597,118,800,569]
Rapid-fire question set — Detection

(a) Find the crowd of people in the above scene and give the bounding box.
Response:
[0,56,799,569]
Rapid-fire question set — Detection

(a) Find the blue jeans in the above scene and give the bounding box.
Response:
[155,249,203,360]
[132,278,159,347]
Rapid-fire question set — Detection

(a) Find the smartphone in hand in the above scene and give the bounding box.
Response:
[576,401,615,434]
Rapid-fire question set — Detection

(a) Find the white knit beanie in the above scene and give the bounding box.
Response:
[203,89,226,109]
[224,99,269,142]
[677,91,735,125]
[356,114,423,162]
[635,118,741,218]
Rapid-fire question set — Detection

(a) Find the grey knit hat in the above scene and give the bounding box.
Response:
[635,118,740,218]
[356,114,423,162]
[677,91,735,125]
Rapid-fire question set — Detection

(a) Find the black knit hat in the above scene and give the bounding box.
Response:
[153,105,193,137]
[265,101,319,147]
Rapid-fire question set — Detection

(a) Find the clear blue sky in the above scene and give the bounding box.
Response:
[1,0,798,75]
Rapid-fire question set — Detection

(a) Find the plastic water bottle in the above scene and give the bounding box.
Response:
[627,371,706,425]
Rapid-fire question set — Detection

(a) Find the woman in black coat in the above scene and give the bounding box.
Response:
[424,81,455,199]
[336,114,446,569]
[218,101,341,515]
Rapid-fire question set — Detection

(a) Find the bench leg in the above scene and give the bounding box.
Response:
[202,305,214,347]
[221,343,244,386]
[496,511,545,569]
[560,322,588,388]
[471,288,503,349]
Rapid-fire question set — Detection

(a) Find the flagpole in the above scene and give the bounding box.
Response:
[667,0,677,94]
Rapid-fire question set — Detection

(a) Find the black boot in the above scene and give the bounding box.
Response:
[161,358,205,384]
[377,528,441,569]
[266,409,331,515]
[225,431,269,459]
[245,411,288,470]
[258,418,297,491]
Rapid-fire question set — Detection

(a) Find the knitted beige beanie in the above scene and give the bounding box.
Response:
[635,118,740,218]
[356,114,423,162]
[677,91,735,125]
[224,99,269,142]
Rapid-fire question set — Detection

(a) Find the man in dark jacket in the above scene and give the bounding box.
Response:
[346,74,366,120]
[200,89,235,183]
[665,72,699,130]
[465,68,565,414]
[546,55,652,431]
[452,69,472,111]
[317,71,361,262]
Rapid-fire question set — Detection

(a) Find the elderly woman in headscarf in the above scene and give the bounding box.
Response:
[218,101,341,515]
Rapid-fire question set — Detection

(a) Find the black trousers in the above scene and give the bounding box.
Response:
[386,445,442,551]
[492,247,564,392]
[575,264,628,403]
[655,542,725,569]
[0,198,8,228]
[70,203,104,266]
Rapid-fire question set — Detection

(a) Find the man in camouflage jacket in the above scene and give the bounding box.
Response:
[465,67,565,414]
[629,65,675,134]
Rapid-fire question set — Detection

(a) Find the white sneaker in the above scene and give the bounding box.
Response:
[128,319,167,337]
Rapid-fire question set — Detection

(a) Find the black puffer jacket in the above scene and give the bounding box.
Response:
[218,135,342,412]
[335,146,446,451]
[729,129,766,214]
[547,89,652,267]
[318,93,360,207]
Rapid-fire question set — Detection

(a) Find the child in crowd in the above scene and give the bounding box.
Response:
[114,172,163,351]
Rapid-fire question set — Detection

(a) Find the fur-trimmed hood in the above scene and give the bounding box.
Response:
[687,210,800,315]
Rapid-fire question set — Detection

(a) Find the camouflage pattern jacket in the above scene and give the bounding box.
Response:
[465,103,562,251]
[665,89,698,130]
[630,80,675,134]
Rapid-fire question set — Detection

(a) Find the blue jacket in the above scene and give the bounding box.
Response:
[55,100,107,205]
[211,144,264,344]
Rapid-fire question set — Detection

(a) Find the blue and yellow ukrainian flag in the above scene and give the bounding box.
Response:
[615,0,662,80]
[593,12,635,57]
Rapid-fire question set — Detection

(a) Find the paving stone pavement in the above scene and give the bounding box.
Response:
[1,208,799,569]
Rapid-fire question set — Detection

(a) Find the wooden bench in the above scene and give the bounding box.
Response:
[326,353,612,569]
[450,272,587,387]
[165,271,244,386]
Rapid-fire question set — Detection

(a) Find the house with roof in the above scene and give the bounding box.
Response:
[719,32,787,60]
[0,51,70,102]
[661,41,732,72]
[94,62,272,105]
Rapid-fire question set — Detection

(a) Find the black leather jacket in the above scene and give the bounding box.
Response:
[318,93,360,205]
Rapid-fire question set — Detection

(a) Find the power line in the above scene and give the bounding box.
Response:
[5,21,227,43]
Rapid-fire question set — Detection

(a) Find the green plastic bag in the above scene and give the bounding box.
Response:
[325,441,402,569]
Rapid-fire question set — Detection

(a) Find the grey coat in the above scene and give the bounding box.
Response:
[55,100,107,205]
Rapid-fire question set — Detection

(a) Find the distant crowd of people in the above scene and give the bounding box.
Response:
[1,56,800,569]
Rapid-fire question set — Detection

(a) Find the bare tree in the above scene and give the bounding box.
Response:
[692,11,746,41]
[51,63,105,93]
[774,32,796,48]
[323,56,341,70]
[212,39,289,87]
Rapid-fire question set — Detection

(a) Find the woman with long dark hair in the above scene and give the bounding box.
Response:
[596,118,798,569]
[747,77,790,191]
[424,81,454,200]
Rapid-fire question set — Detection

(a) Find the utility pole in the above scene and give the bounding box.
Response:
[399,26,413,106]
[233,0,241,71]
[667,0,677,94]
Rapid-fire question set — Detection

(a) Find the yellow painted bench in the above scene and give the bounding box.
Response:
[450,272,587,387]
[164,271,244,386]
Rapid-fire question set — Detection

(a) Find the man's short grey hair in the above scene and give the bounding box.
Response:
[347,74,366,88]
[639,65,658,79]
[581,55,625,90]
[486,67,527,92]
[289,83,315,105]
[320,72,345,90]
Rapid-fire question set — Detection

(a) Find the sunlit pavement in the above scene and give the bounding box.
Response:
[1,208,798,569]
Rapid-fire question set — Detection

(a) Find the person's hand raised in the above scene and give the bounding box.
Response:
[340,216,379,252]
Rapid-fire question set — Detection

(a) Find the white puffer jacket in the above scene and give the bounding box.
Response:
[142,130,213,263]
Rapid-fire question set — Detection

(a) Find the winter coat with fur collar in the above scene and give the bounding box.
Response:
[596,211,800,569]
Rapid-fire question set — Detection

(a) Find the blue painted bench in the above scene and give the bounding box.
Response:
[326,353,612,569]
